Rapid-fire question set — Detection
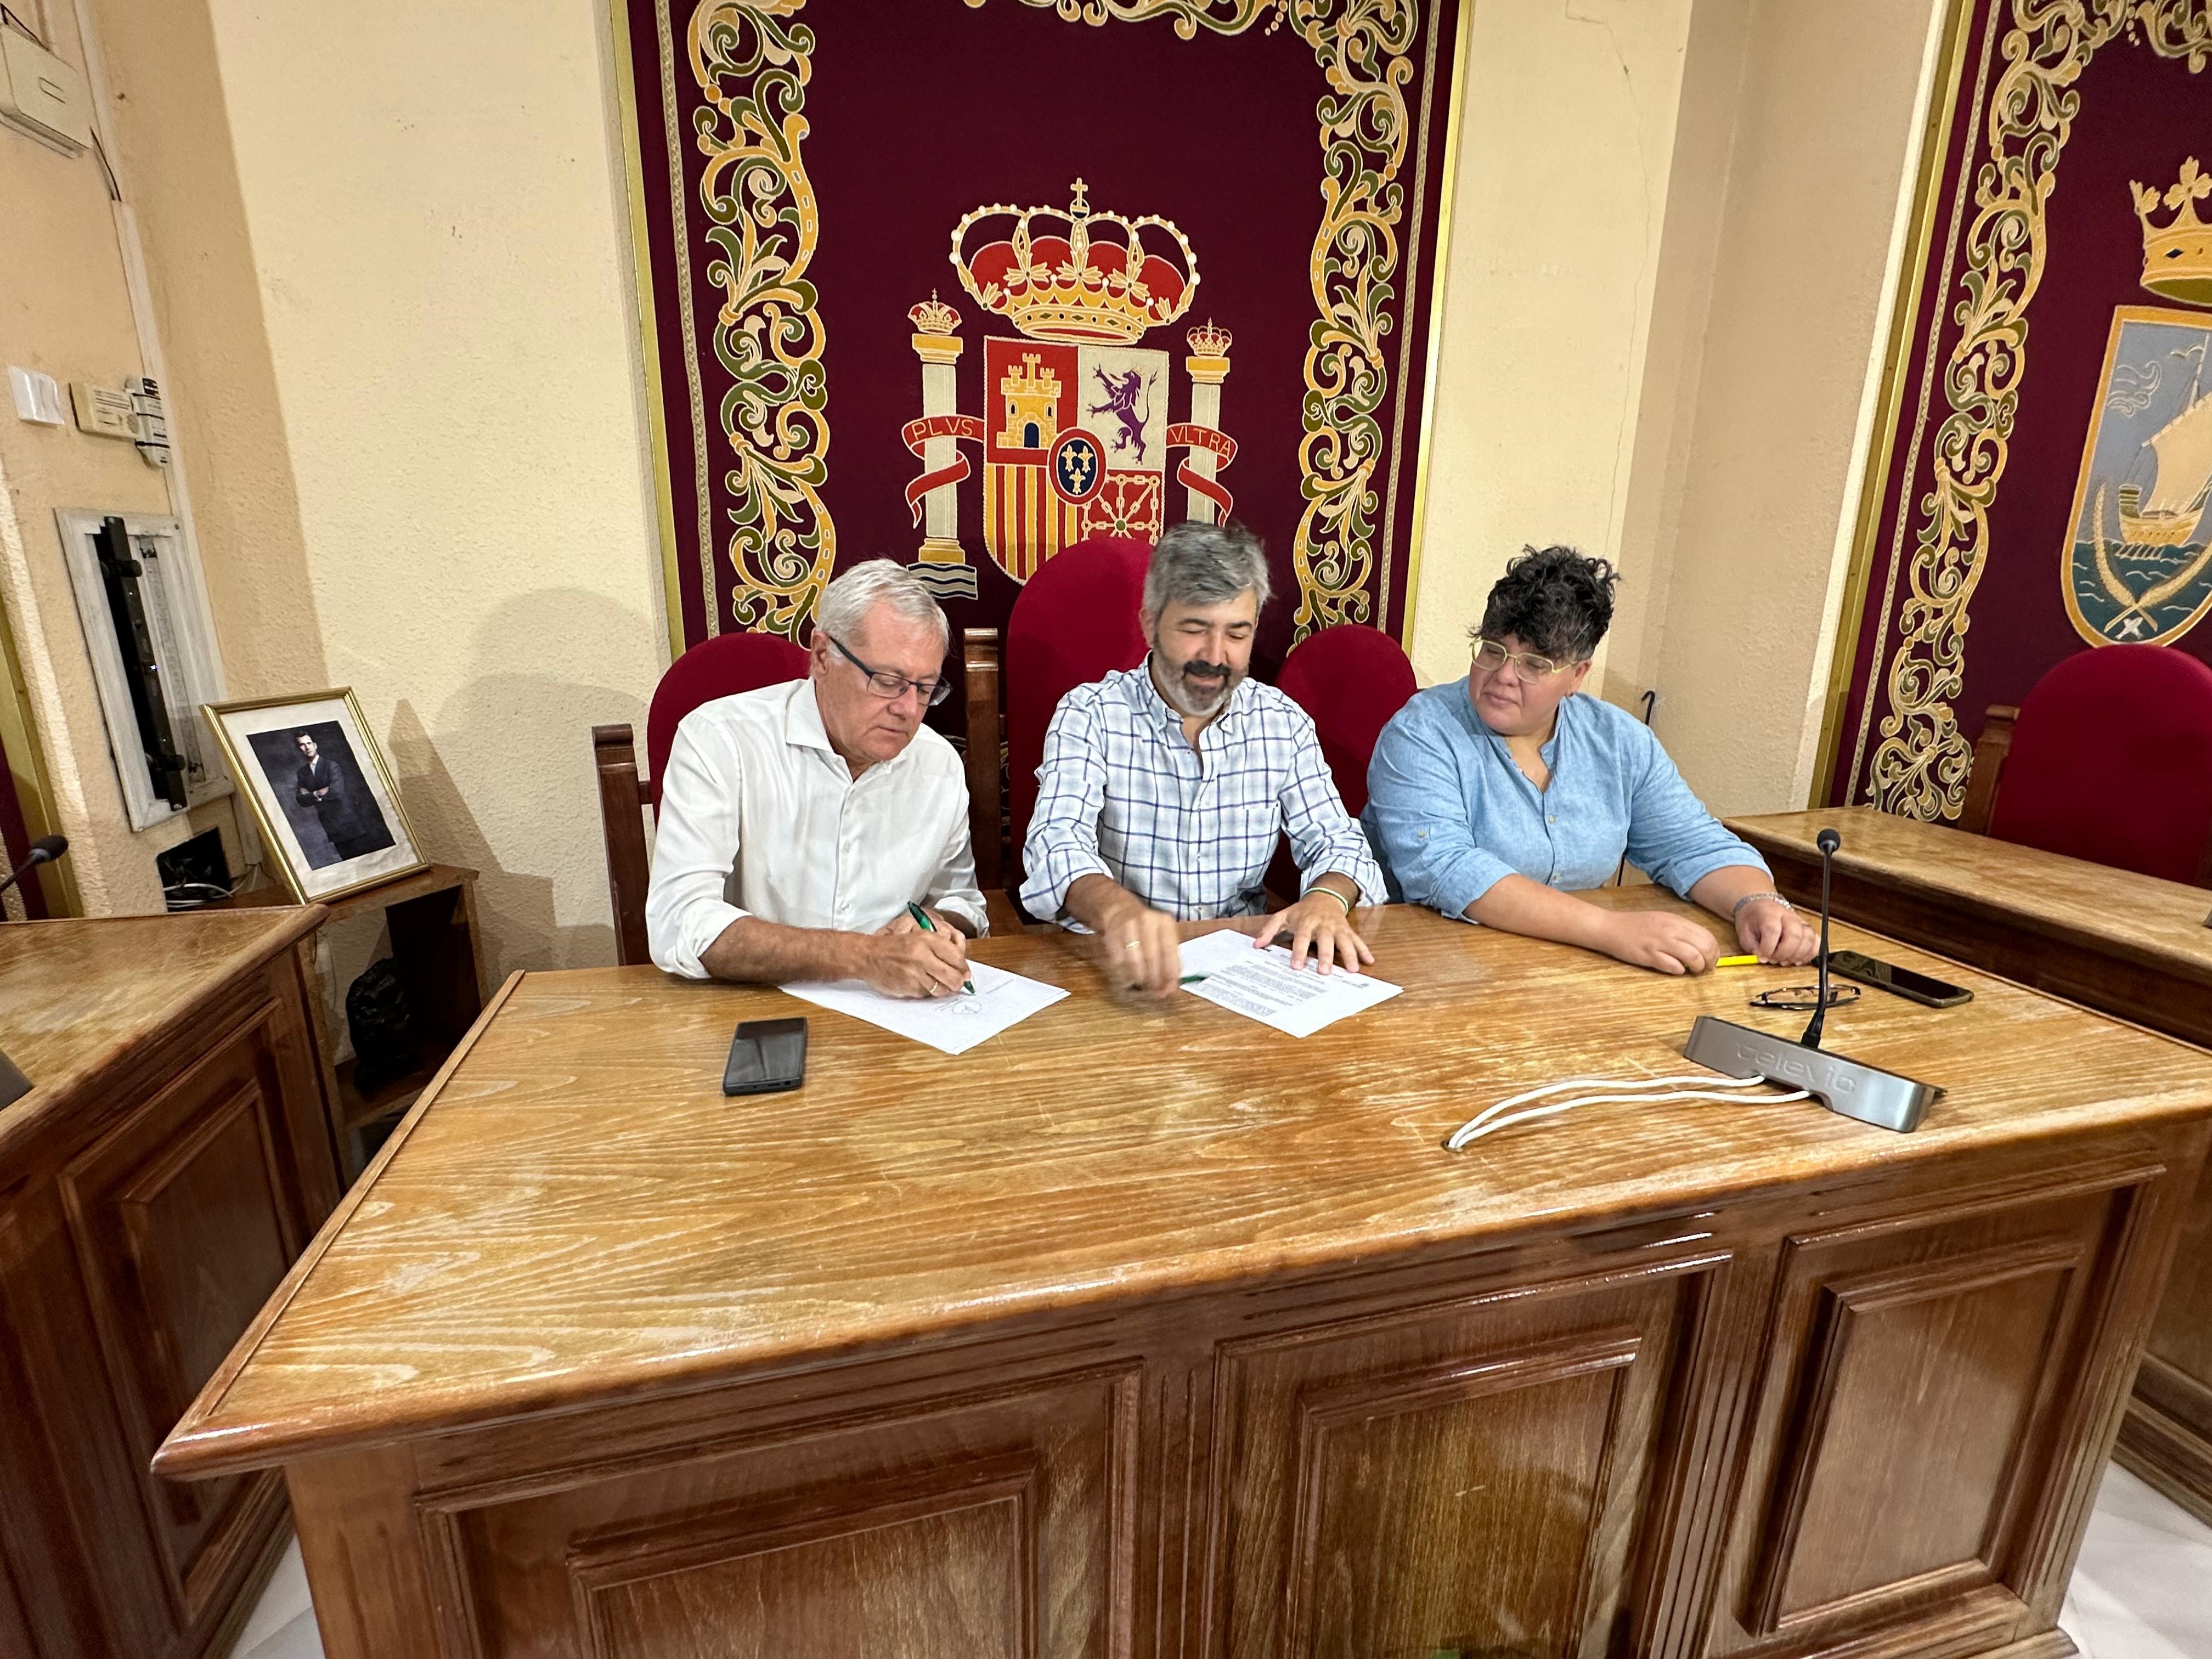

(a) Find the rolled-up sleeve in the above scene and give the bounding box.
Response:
[1621,725,1769,896]
[1279,708,1387,905]
[645,718,750,980]
[1017,693,1114,921]
[1364,708,1517,921]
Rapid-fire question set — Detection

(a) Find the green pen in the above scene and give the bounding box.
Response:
[906,902,976,995]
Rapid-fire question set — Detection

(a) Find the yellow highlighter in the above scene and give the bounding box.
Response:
[1716,954,1762,968]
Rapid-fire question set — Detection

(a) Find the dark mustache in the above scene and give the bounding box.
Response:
[1183,661,1231,679]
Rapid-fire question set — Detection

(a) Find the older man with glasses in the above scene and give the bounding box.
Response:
[1019,522,1386,995]
[646,558,985,996]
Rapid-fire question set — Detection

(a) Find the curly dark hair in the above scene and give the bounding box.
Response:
[1474,545,1619,664]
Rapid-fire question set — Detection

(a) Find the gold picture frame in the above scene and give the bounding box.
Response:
[202,688,426,904]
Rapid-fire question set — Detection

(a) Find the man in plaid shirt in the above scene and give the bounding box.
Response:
[1018,523,1386,995]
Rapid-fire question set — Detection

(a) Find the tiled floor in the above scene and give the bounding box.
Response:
[226,1462,2212,1659]
[2061,1466,2212,1659]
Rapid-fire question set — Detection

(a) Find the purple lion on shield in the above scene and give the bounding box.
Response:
[1088,366,1155,463]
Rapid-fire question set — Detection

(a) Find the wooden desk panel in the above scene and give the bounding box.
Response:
[1730,805,2212,1533]
[160,896,2212,1659]
[1,912,339,1659]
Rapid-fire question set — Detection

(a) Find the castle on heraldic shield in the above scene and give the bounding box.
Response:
[902,182,1237,599]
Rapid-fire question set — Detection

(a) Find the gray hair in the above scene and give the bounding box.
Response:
[816,558,949,647]
[1143,522,1271,622]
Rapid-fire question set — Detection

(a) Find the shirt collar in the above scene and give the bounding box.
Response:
[784,677,836,753]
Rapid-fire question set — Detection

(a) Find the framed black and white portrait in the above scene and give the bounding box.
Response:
[204,689,425,902]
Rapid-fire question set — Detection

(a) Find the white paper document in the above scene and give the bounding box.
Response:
[1176,928,1402,1039]
[780,959,1068,1056]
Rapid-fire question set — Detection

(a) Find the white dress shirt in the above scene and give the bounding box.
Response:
[645,678,986,979]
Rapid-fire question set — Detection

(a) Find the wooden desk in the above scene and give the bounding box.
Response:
[1,911,341,1659]
[159,894,2212,1659]
[1729,806,2212,1532]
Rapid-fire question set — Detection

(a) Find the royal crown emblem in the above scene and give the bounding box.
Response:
[901,184,1235,600]
[2132,158,2212,307]
[950,178,1199,346]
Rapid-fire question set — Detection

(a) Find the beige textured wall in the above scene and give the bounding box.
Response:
[184,0,665,978]
[1629,0,1940,815]
[1409,0,1695,688]
[90,0,324,701]
[1415,0,1940,823]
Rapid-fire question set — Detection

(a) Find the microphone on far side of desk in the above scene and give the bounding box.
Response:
[0,836,67,900]
[1683,821,1941,1133]
[1800,826,1841,1049]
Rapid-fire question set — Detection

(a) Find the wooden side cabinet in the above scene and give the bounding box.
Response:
[216,864,487,1177]
[0,910,338,1659]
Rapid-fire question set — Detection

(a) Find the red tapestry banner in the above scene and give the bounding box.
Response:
[1825,0,2212,815]
[614,0,1466,674]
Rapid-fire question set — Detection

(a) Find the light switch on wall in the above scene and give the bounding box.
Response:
[8,365,64,425]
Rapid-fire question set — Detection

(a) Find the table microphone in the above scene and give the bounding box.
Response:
[1681,823,1943,1132]
[0,836,67,899]
[1801,826,1840,1049]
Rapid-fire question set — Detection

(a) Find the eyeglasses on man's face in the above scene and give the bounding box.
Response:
[828,634,951,707]
[1471,637,1568,678]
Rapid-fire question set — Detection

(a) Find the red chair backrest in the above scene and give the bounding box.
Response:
[1277,624,1419,817]
[1987,643,2212,883]
[645,631,811,805]
[1006,536,1152,871]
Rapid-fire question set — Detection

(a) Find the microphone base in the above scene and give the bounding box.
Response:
[1683,1016,1942,1134]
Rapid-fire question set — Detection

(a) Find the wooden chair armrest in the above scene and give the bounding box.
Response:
[593,723,653,966]
[963,627,1005,891]
[1956,703,2017,837]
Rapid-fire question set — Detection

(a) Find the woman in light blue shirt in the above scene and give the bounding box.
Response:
[1363,547,1819,974]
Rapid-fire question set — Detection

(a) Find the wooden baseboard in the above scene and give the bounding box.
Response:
[2114,1392,2212,1529]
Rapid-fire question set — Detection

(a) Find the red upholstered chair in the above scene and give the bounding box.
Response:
[593,631,811,964]
[1277,624,1419,817]
[1956,644,2212,887]
[963,537,1152,901]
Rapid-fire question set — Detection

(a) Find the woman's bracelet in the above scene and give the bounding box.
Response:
[1730,890,1792,921]
[1302,884,1355,915]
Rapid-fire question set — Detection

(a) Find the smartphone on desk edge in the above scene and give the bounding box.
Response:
[1822,950,1973,1009]
[724,1017,808,1096]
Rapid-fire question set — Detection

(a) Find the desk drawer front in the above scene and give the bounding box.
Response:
[59,999,318,1628]
[424,1364,1138,1659]
[1206,1256,1728,1659]
[1708,1175,2151,1659]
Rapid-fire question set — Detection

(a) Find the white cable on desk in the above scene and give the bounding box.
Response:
[1446,1072,1811,1150]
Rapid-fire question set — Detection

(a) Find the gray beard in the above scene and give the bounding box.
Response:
[1160,665,1238,718]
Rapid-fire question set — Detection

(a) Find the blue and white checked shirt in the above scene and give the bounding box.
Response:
[1019,661,1386,923]
[1362,680,1767,917]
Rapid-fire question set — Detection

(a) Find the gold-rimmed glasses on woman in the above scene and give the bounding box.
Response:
[827,634,953,707]
[1472,637,1567,678]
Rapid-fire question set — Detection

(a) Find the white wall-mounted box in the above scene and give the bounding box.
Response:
[0,26,90,154]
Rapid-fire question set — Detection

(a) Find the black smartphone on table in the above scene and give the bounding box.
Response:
[1824,950,1973,1009]
[723,1017,808,1095]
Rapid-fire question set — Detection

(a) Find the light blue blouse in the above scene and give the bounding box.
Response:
[1361,681,1768,918]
